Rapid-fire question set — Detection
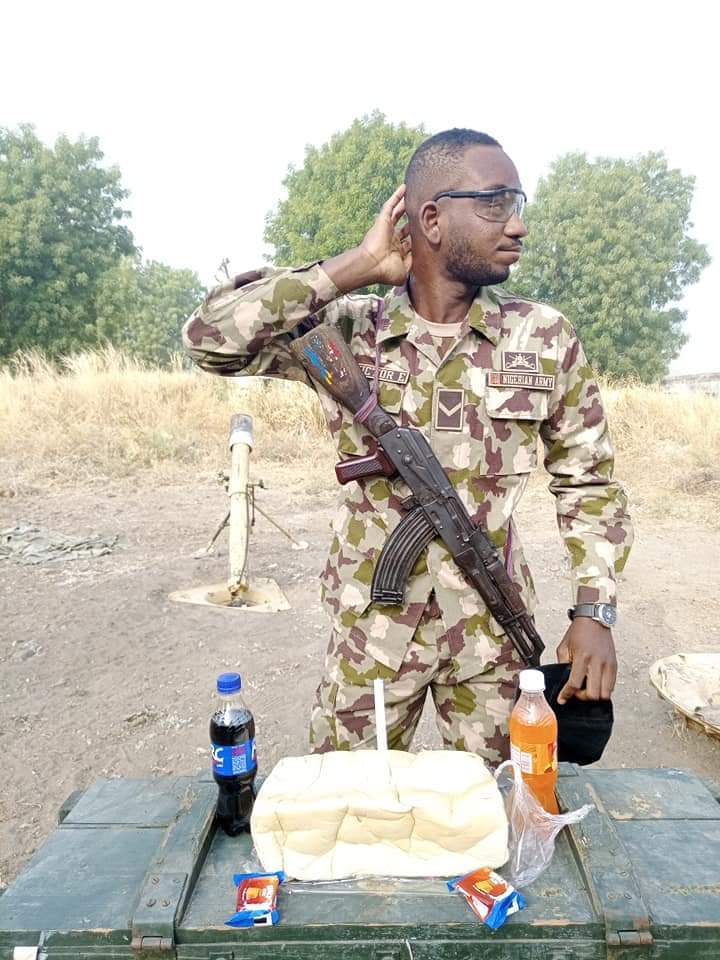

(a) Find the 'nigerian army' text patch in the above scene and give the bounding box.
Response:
[488,371,555,390]
[434,389,464,431]
[358,363,409,385]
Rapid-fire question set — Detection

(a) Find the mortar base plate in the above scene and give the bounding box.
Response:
[169,578,290,612]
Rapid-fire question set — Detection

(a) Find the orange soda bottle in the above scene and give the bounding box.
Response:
[509,669,559,814]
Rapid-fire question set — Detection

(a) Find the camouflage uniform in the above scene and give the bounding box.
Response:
[183,263,633,765]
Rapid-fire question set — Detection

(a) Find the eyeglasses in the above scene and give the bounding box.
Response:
[431,187,527,223]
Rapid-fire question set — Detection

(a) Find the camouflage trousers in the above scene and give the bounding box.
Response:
[309,596,522,767]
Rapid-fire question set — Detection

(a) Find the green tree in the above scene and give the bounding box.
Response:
[265,111,426,265]
[95,257,205,364]
[510,152,710,381]
[0,125,135,357]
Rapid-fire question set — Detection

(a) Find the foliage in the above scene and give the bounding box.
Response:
[510,152,710,381]
[95,257,205,363]
[0,125,135,357]
[0,125,204,363]
[264,111,426,265]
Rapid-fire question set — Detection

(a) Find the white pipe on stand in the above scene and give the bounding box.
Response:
[227,414,254,590]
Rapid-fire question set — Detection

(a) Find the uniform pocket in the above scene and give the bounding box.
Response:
[484,386,547,475]
[484,385,548,421]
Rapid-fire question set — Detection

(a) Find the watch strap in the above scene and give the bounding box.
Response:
[568,603,616,626]
[571,603,602,620]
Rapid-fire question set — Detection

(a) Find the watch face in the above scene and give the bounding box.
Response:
[599,605,617,626]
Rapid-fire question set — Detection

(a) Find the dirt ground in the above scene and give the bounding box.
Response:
[1,471,719,890]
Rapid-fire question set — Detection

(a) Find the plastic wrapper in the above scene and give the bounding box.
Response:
[448,867,526,929]
[226,871,285,927]
[495,761,594,887]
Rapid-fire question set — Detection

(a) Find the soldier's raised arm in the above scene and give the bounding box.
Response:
[181,186,411,380]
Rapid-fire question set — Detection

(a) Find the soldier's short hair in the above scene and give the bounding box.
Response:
[405,128,502,208]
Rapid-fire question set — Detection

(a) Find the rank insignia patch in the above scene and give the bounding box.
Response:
[358,363,410,386]
[434,388,465,431]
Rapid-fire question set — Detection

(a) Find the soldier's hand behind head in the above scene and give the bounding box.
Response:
[358,184,412,286]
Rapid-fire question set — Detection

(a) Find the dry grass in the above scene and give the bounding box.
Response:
[1,349,718,525]
[602,381,720,525]
[0,348,335,497]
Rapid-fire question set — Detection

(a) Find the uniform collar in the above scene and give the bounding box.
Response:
[378,283,501,347]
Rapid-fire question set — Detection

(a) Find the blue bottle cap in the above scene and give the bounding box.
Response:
[217,672,242,694]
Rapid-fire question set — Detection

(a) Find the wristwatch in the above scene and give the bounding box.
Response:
[567,603,617,628]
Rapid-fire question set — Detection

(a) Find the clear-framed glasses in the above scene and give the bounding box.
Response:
[431,187,527,223]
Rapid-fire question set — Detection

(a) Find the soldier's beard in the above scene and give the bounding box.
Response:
[445,235,510,287]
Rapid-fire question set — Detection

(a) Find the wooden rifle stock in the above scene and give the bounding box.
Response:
[289,326,396,481]
[289,327,395,438]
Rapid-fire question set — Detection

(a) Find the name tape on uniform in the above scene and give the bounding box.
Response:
[358,363,410,386]
[488,371,555,391]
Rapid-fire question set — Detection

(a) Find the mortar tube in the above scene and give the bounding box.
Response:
[227,414,254,590]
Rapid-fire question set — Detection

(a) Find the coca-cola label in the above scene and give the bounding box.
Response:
[212,739,257,777]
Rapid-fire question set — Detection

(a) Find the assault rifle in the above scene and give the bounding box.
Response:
[289,326,544,667]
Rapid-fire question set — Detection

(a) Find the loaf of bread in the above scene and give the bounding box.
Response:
[250,750,508,880]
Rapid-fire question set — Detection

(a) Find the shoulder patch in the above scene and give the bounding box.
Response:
[503,350,538,372]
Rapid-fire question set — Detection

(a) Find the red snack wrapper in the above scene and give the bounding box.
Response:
[448,867,526,930]
[226,871,284,927]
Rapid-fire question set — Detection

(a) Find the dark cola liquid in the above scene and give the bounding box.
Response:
[210,706,256,836]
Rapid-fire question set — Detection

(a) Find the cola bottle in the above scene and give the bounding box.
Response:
[210,672,257,835]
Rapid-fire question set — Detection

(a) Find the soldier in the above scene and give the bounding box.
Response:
[182,128,633,766]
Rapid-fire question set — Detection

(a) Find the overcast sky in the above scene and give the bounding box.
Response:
[3,0,717,373]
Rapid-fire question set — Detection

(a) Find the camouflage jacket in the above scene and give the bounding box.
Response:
[183,263,633,680]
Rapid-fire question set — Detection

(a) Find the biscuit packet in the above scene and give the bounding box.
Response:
[226,871,285,927]
[448,867,526,930]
